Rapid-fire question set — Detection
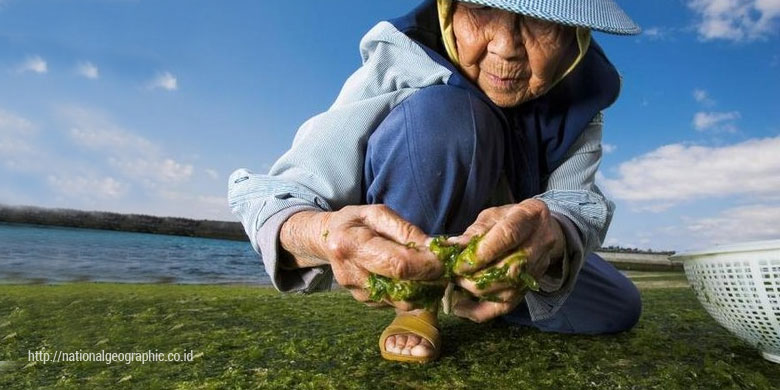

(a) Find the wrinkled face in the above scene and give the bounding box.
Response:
[452,2,577,107]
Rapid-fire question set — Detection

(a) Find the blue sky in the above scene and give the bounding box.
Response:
[0,0,778,251]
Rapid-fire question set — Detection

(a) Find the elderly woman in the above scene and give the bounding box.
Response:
[229,0,642,363]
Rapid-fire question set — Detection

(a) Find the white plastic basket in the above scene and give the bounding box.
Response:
[672,240,780,364]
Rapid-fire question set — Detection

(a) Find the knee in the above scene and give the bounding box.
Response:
[612,278,643,332]
[368,84,503,161]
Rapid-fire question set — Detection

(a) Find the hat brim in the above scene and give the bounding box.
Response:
[458,0,641,35]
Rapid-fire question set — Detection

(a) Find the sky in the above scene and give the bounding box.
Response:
[0,0,778,252]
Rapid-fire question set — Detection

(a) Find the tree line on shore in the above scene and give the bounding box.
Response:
[0,205,248,241]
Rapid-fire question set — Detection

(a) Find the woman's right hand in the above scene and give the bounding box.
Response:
[280,205,444,310]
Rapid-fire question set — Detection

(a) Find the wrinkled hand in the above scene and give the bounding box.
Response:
[448,199,565,322]
[313,205,443,310]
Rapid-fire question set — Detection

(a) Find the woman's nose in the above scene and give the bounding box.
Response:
[487,11,525,61]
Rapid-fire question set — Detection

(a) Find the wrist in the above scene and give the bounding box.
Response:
[549,219,567,261]
[280,210,331,267]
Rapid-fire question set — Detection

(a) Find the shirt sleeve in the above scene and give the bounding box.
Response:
[524,111,616,321]
[228,169,334,293]
[226,22,453,294]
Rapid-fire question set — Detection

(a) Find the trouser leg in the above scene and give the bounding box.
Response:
[363,85,641,334]
[364,85,506,235]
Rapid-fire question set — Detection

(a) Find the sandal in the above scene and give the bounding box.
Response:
[378,310,441,363]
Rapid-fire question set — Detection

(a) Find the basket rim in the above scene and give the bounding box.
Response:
[671,239,780,261]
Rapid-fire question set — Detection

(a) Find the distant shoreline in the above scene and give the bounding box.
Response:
[0,204,675,257]
[0,204,248,242]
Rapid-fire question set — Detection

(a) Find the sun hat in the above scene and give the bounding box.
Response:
[450,0,640,35]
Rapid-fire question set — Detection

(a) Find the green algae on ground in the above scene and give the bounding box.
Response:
[0,281,778,390]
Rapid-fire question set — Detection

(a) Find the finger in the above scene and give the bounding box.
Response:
[447,209,502,246]
[348,288,373,303]
[448,220,494,247]
[330,253,372,289]
[360,204,431,248]
[458,206,539,274]
[356,230,443,280]
[456,276,514,296]
[454,252,529,295]
[385,299,416,312]
[452,291,525,323]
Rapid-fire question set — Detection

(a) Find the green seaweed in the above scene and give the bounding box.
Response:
[454,234,484,271]
[466,250,538,292]
[428,236,461,278]
[367,235,539,306]
[366,274,445,308]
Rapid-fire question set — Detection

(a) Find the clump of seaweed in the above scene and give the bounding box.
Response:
[366,236,538,307]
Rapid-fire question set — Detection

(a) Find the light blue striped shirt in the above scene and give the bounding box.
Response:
[228,21,615,321]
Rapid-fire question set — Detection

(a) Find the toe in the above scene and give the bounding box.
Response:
[394,334,408,352]
[401,334,419,356]
[385,335,397,354]
[411,338,434,357]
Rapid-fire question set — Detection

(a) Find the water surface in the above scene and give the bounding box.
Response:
[0,222,270,284]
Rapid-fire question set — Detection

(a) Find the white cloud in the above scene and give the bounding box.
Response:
[692,111,740,131]
[148,71,177,91]
[0,105,229,220]
[684,204,780,244]
[61,105,192,185]
[692,88,716,105]
[0,109,38,168]
[108,157,193,184]
[69,126,155,152]
[18,55,47,74]
[600,136,780,209]
[642,26,675,40]
[76,61,99,79]
[644,27,663,37]
[0,109,34,134]
[204,168,219,179]
[47,175,127,199]
[688,0,780,41]
[602,143,617,154]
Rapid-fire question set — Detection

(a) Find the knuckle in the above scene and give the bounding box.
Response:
[496,222,522,247]
[370,204,390,217]
[391,259,409,279]
[326,237,350,260]
[477,207,496,220]
[341,205,359,215]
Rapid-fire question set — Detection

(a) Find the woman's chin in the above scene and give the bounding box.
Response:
[483,89,533,108]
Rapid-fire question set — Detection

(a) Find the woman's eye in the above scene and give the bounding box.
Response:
[459,2,490,11]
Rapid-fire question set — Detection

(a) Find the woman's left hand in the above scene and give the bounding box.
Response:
[447,199,566,322]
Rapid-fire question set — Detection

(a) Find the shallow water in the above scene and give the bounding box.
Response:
[0,222,270,284]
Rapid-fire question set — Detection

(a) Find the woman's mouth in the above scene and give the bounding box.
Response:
[483,71,524,91]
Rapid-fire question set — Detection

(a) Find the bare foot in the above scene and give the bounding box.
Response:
[384,308,437,357]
